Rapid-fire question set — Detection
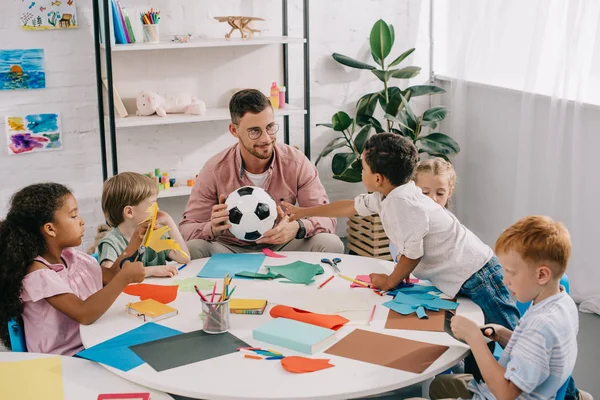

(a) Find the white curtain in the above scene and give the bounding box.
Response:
[433,0,600,312]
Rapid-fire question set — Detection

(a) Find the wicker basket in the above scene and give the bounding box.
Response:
[346,215,392,261]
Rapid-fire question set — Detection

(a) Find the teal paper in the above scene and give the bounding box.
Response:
[198,253,266,279]
[267,261,324,285]
[253,317,335,354]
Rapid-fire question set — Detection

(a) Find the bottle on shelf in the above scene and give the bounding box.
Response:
[278,86,286,109]
[270,82,279,109]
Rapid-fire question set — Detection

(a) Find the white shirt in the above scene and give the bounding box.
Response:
[354,181,493,297]
[470,288,578,399]
[245,171,268,188]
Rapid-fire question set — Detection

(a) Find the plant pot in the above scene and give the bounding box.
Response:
[346,215,392,261]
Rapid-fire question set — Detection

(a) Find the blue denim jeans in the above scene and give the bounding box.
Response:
[459,256,520,330]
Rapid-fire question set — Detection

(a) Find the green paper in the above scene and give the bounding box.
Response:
[235,271,279,279]
[267,261,323,285]
[173,277,214,292]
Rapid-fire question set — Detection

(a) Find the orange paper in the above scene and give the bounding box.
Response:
[281,356,334,373]
[270,305,349,331]
[123,284,178,304]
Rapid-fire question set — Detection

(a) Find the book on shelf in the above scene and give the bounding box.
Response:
[102,78,128,118]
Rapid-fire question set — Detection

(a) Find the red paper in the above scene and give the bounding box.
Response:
[350,275,419,288]
[281,356,334,373]
[123,284,178,304]
[262,248,286,258]
[270,305,349,331]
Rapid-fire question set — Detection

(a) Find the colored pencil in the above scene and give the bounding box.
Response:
[211,282,217,302]
[244,354,263,360]
[318,275,334,289]
[368,305,376,325]
[177,263,187,271]
[227,286,237,300]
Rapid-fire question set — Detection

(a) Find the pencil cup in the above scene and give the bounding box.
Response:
[200,295,231,334]
[143,24,160,43]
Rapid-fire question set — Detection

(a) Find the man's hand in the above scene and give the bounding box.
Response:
[281,201,308,222]
[451,315,484,344]
[210,194,231,238]
[256,206,300,245]
[369,273,391,290]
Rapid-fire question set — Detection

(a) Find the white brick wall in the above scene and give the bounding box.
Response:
[0,0,430,246]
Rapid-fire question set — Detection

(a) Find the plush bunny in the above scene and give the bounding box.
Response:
[136,90,207,117]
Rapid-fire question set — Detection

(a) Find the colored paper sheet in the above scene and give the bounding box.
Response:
[198,253,266,279]
[123,283,178,304]
[325,329,449,374]
[281,356,334,373]
[262,248,286,258]
[0,356,64,400]
[393,292,458,311]
[130,330,249,372]
[173,277,214,292]
[235,270,279,279]
[384,308,446,332]
[267,261,324,285]
[75,323,182,372]
[270,305,349,331]
[383,300,429,319]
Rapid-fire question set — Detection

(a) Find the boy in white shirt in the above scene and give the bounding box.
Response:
[283,133,519,330]
[431,215,585,399]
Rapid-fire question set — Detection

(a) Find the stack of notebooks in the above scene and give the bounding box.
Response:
[253,318,337,354]
[230,299,267,315]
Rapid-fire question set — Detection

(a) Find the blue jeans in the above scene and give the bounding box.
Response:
[459,256,520,330]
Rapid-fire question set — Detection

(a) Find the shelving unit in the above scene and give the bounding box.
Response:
[91,0,311,185]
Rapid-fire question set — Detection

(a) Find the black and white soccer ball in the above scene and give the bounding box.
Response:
[225,186,277,241]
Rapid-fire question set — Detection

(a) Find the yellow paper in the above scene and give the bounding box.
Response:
[230,299,267,310]
[0,356,64,399]
[140,203,189,258]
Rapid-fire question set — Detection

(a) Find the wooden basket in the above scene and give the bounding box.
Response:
[346,215,392,261]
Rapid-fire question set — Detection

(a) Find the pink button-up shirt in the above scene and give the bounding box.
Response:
[179,143,336,245]
[20,248,103,356]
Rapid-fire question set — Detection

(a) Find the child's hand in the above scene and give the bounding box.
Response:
[451,315,482,344]
[281,201,307,222]
[120,260,146,284]
[155,210,175,228]
[481,323,506,342]
[146,265,179,278]
[369,273,390,290]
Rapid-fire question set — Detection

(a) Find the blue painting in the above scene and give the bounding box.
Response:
[0,49,46,91]
[6,113,62,155]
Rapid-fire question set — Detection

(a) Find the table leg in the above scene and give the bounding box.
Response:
[421,376,434,398]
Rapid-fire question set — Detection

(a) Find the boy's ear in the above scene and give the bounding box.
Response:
[42,222,57,238]
[537,264,552,285]
[123,205,135,220]
[375,173,385,186]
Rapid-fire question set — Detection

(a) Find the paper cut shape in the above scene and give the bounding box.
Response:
[383,300,428,319]
[394,292,458,311]
[142,202,189,258]
[281,356,334,373]
[198,253,266,279]
[123,284,178,304]
[392,285,442,295]
[267,261,324,284]
[0,356,64,399]
[385,308,446,331]
[270,305,349,331]
[75,323,182,371]
[235,270,278,279]
[173,277,214,292]
[325,329,449,374]
[262,248,286,258]
[130,330,249,372]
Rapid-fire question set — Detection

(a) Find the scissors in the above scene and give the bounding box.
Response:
[444,310,496,343]
[320,257,341,274]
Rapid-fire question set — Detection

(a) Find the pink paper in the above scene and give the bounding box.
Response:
[262,248,286,258]
[350,275,419,288]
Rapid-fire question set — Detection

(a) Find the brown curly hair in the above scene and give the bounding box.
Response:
[0,183,71,348]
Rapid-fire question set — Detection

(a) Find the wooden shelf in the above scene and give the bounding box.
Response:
[103,36,306,52]
[157,186,192,199]
[113,104,306,128]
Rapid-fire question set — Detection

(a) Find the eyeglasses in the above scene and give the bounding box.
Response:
[238,123,280,140]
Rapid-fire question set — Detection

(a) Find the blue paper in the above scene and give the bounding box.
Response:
[198,253,266,279]
[382,301,429,319]
[75,323,182,371]
[415,306,428,319]
[396,285,442,295]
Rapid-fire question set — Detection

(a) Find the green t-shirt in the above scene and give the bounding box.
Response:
[98,227,170,267]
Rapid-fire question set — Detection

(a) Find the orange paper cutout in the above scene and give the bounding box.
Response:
[123,284,178,304]
[270,305,349,331]
[281,356,334,373]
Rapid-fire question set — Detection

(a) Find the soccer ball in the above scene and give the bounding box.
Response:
[225,186,277,241]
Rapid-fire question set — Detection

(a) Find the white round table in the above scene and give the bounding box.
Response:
[81,252,483,400]
[0,352,173,399]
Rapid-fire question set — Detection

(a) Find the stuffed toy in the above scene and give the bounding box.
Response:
[136,90,207,117]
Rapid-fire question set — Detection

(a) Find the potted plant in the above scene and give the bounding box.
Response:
[316,19,460,258]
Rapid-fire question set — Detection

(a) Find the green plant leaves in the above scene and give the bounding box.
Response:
[356,93,379,119]
[391,66,421,79]
[422,106,449,122]
[370,19,393,67]
[405,85,446,97]
[333,168,362,183]
[332,53,375,70]
[331,112,353,131]
[388,47,415,68]
[315,137,348,166]
[353,124,372,154]
[417,132,460,155]
[332,152,358,175]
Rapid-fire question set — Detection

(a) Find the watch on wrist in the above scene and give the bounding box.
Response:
[295,219,307,239]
